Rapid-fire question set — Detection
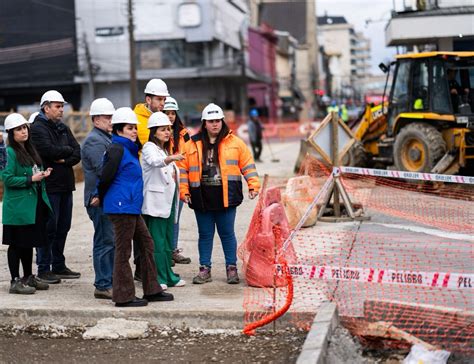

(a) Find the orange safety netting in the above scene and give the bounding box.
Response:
[239,155,474,353]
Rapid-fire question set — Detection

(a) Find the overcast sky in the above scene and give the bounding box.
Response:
[316,0,399,75]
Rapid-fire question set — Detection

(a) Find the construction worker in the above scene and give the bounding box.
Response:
[81,98,116,300]
[246,109,263,162]
[327,100,339,115]
[31,90,81,284]
[134,78,170,146]
[178,103,260,285]
[340,104,349,123]
[132,78,170,280]
[94,107,173,307]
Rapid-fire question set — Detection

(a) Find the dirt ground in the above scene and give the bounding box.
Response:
[0,326,306,364]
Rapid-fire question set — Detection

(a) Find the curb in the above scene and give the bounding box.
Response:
[296,302,339,364]
[0,308,245,329]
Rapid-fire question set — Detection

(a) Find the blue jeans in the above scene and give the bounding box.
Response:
[172,200,184,251]
[194,207,237,267]
[37,192,73,274]
[86,206,115,290]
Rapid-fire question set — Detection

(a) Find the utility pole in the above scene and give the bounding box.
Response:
[83,32,96,104]
[238,29,247,121]
[128,0,138,106]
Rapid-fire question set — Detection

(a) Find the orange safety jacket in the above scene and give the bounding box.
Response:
[169,128,190,154]
[177,131,260,210]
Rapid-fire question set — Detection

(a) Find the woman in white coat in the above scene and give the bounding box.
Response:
[141,112,185,288]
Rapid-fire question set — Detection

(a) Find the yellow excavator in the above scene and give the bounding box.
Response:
[344,52,474,175]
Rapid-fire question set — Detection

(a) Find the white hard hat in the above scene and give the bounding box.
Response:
[163,96,179,111]
[144,79,170,97]
[111,107,139,125]
[201,103,224,120]
[40,90,66,106]
[147,112,171,129]
[28,112,39,124]
[5,113,30,131]
[90,98,115,116]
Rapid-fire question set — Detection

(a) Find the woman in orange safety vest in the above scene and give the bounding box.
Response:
[178,103,260,285]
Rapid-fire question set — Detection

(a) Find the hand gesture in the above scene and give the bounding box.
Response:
[249,190,258,200]
[171,153,185,162]
[90,197,100,207]
[183,195,191,204]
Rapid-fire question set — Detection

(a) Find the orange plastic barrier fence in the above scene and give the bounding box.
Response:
[239,154,474,353]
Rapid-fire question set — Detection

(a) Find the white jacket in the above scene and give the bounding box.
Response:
[141,142,179,220]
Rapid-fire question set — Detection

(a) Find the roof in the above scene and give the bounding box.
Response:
[396,51,474,59]
[317,16,348,26]
[393,6,474,18]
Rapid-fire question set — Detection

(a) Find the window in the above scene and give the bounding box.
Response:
[137,40,205,69]
[388,60,411,128]
[431,60,451,114]
[411,60,429,111]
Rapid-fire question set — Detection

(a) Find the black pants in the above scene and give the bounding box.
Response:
[8,245,33,281]
[250,140,262,161]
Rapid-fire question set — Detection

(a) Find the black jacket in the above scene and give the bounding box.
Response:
[31,112,81,193]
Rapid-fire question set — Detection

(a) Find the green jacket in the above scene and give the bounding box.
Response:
[2,146,52,225]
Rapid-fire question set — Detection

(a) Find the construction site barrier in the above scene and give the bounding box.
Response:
[240,154,473,353]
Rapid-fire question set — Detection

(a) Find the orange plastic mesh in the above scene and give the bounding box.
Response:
[240,154,474,353]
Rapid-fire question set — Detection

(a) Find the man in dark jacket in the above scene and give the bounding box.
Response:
[81,98,115,299]
[31,90,81,284]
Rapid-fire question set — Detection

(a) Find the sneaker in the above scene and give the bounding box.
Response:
[173,249,191,264]
[115,297,148,307]
[37,272,61,284]
[94,288,113,300]
[192,266,212,284]
[143,291,174,302]
[174,279,186,287]
[52,267,81,279]
[9,278,36,295]
[226,265,240,284]
[24,275,49,290]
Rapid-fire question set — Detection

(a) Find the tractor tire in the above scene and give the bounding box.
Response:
[394,123,446,172]
[342,141,369,167]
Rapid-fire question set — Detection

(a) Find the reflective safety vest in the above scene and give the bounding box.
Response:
[177,131,260,209]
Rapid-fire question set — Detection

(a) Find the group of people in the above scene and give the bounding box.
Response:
[1,78,260,308]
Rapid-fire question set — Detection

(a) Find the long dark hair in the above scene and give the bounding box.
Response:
[201,118,229,163]
[7,126,42,167]
[171,112,185,154]
[148,126,171,152]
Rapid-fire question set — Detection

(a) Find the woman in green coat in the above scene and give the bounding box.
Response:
[2,113,52,294]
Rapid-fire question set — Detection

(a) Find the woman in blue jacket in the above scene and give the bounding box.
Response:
[2,113,52,294]
[93,107,173,307]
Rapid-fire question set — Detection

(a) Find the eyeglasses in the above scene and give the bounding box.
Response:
[205,119,222,124]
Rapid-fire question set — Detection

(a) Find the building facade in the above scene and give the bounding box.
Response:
[75,0,262,118]
[317,15,371,102]
[385,0,474,51]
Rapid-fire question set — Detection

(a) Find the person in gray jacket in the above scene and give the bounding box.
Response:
[81,98,116,299]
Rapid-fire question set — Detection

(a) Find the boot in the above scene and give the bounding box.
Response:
[192,266,212,284]
[24,275,49,290]
[9,277,36,294]
[173,249,191,264]
[226,265,240,284]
